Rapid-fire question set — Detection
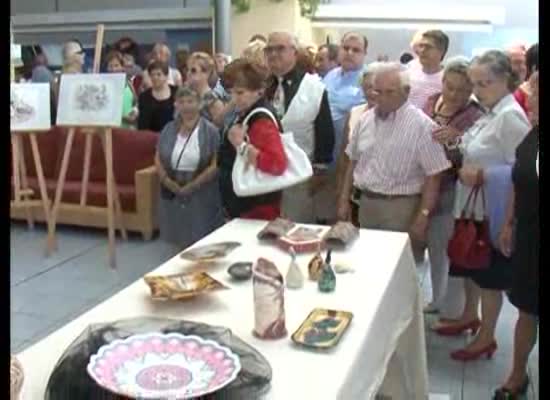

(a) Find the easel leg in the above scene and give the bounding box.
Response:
[48,128,75,254]
[104,128,116,268]
[80,134,92,206]
[16,135,34,229]
[12,136,21,203]
[100,134,127,241]
[30,133,53,255]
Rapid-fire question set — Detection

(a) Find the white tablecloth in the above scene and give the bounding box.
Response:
[17,219,428,399]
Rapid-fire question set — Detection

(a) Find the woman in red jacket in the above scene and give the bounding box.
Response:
[218,59,288,220]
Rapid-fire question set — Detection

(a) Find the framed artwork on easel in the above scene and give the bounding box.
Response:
[56,73,126,127]
[11,83,51,132]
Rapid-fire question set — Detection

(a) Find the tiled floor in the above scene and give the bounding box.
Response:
[10,222,538,399]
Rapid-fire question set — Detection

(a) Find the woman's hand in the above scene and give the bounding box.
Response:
[246,144,259,167]
[228,124,246,149]
[498,222,514,257]
[458,164,483,187]
[162,177,181,194]
[432,126,461,145]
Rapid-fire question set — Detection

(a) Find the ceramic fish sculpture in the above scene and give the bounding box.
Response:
[285,247,304,289]
[308,245,324,281]
[253,258,288,339]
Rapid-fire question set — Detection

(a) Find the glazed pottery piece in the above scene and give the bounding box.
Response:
[334,263,355,274]
[87,333,241,399]
[227,262,253,281]
[308,246,324,281]
[180,242,241,262]
[144,272,227,301]
[285,247,304,289]
[318,250,336,293]
[291,308,353,349]
[252,258,287,339]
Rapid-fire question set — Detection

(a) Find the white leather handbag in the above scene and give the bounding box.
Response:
[232,107,313,197]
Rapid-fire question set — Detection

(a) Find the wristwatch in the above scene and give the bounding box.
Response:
[420,208,430,217]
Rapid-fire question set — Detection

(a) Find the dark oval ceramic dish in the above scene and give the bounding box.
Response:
[227,262,253,281]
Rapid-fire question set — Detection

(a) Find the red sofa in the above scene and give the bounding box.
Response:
[11,126,160,240]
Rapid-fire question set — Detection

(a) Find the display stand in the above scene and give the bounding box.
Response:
[47,24,127,268]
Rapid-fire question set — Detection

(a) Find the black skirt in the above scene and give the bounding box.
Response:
[449,248,515,290]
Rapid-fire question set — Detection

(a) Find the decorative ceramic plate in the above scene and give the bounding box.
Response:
[87,333,241,399]
[144,272,228,301]
[180,242,241,262]
[277,227,324,253]
[291,308,353,349]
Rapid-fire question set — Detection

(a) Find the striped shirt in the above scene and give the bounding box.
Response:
[407,63,443,110]
[346,101,451,195]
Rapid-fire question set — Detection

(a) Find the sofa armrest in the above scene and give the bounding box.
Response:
[134,165,159,238]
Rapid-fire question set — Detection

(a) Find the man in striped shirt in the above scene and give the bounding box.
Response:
[338,63,451,262]
[408,30,449,110]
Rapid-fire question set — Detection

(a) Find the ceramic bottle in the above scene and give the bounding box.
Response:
[285,247,304,289]
[253,258,287,339]
[318,250,336,293]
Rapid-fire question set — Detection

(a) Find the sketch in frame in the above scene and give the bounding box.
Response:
[11,83,52,132]
[56,73,126,127]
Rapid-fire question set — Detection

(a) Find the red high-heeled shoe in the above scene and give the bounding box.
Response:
[434,319,481,336]
[451,340,498,361]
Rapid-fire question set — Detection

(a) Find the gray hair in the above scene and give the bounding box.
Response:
[443,56,471,80]
[372,62,410,89]
[471,49,521,91]
[175,85,201,102]
[268,31,300,49]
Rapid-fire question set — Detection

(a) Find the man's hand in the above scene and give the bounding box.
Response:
[498,222,514,257]
[409,213,429,242]
[228,124,246,149]
[432,125,461,145]
[336,196,351,222]
[458,164,483,187]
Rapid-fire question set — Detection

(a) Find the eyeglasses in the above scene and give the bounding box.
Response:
[264,45,290,55]
[189,67,204,74]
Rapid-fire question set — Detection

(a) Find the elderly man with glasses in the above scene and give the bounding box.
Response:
[338,63,450,263]
[264,31,335,224]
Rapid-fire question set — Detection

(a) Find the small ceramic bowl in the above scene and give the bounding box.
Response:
[227,262,253,281]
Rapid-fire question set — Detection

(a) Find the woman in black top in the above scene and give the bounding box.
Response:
[138,60,177,132]
[493,70,539,400]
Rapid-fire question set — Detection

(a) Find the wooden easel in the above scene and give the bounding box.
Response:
[11,131,52,239]
[47,24,127,268]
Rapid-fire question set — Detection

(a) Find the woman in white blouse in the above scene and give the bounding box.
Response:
[155,86,224,249]
[434,51,531,362]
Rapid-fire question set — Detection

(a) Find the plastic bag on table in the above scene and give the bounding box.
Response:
[45,317,272,400]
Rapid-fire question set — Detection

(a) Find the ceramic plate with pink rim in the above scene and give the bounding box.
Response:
[87,333,241,399]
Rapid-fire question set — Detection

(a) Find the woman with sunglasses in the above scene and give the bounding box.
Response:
[218,58,288,221]
[187,52,227,127]
[155,85,224,249]
[422,57,483,321]
[434,51,531,363]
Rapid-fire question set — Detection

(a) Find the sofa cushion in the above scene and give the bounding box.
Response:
[20,177,138,213]
[53,127,158,185]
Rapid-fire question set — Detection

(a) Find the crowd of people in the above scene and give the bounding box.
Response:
[28,30,538,400]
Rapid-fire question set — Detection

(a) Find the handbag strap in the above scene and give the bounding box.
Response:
[242,107,280,140]
[460,186,478,218]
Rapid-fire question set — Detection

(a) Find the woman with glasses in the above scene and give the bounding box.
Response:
[434,51,531,363]
[187,52,227,127]
[105,51,138,129]
[138,60,177,132]
[422,57,483,320]
[155,86,224,249]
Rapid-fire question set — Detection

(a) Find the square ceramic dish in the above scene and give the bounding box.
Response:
[291,308,353,349]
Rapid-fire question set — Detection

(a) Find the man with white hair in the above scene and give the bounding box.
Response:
[265,31,335,224]
[337,63,451,262]
[141,43,183,91]
[62,39,86,71]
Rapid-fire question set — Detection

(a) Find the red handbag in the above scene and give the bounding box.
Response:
[447,186,492,270]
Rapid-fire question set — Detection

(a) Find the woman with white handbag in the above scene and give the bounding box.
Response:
[218,58,291,220]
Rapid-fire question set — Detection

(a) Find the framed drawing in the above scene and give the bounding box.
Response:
[56,73,126,127]
[11,83,51,132]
